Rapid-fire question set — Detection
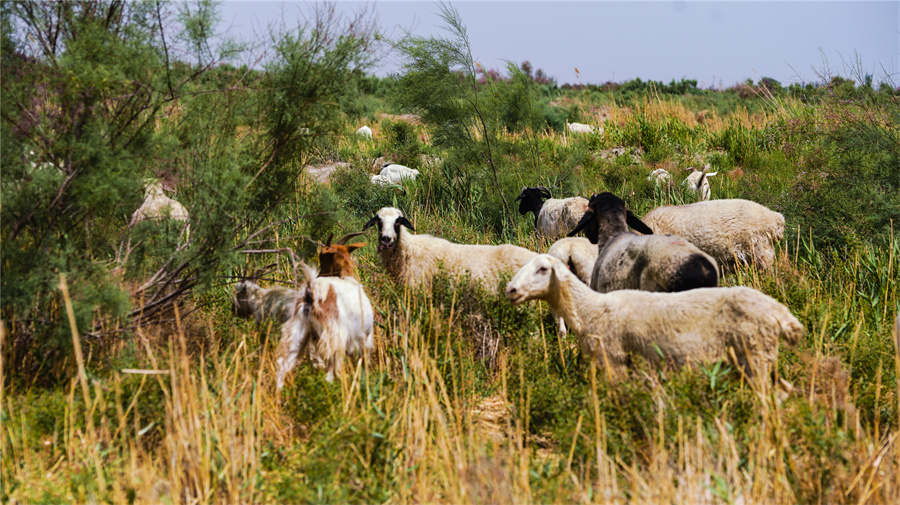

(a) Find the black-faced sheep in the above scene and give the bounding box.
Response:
[505,254,804,380]
[567,192,718,293]
[362,207,537,289]
[516,186,589,239]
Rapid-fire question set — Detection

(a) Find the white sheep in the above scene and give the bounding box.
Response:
[356,125,373,139]
[639,199,785,272]
[506,254,804,380]
[277,263,375,387]
[568,192,719,293]
[130,179,189,225]
[682,166,717,201]
[647,168,672,186]
[567,122,599,134]
[370,162,420,185]
[516,186,589,239]
[363,207,538,289]
[546,237,596,285]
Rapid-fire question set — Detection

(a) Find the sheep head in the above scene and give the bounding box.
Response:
[362,207,414,252]
[567,192,654,244]
[506,254,568,305]
[515,186,552,216]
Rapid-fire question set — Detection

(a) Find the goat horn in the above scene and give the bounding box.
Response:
[336,231,366,245]
[325,233,334,247]
[537,186,552,198]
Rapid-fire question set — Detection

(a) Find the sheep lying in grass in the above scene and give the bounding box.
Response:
[683,166,717,201]
[130,179,189,225]
[567,122,598,134]
[568,192,718,293]
[371,162,420,185]
[639,199,784,271]
[277,263,374,386]
[516,186,589,239]
[363,207,537,289]
[506,254,804,380]
[647,168,672,186]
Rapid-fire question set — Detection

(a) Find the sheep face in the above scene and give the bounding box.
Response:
[515,186,551,216]
[233,280,261,318]
[362,207,415,252]
[568,192,654,244]
[506,254,561,305]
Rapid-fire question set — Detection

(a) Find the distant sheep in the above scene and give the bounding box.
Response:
[639,199,784,271]
[506,254,804,379]
[568,192,718,293]
[516,186,589,239]
[567,122,599,134]
[356,125,373,139]
[647,168,672,186]
[683,166,717,201]
[130,179,189,225]
[371,162,420,185]
[277,263,375,386]
[363,207,538,289]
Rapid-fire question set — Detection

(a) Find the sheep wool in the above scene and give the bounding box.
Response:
[506,255,804,379]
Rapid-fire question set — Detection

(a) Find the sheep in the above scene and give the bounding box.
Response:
[362,207,538,289]
[276,262,374,386]
[647,168,672,186]
[505,254,804,380]
[356,125,373,139]
[546,237,596,286]
[567,192,718,294]
[639,199,785,272]
[130,179,190,225]
[683,165,717,201]
[378,163,420,183]
[566,122,599,134]
[516,186,589,239]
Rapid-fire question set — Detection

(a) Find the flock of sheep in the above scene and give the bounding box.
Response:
[129,123,803,392]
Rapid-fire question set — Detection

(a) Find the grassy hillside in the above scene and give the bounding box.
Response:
[2,3,899,504]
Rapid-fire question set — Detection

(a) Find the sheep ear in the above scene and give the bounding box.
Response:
[362,215,379,230]
[567,211,594,237]
[397,216,415,231]
[626,211,654,235]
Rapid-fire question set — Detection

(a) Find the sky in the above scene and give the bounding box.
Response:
[216,1,900,88]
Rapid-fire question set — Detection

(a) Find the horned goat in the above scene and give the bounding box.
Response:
[639,199,784,272]
[363,207,538,289]
[568,192,718,293]
[516,186,589,239]
[318,232,367,279]
[277,263,375,386]
[506,254,804,379]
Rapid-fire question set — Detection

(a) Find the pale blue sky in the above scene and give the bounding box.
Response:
[217,1,899,88]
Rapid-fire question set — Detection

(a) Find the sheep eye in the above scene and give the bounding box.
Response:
[537,266,548,274]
